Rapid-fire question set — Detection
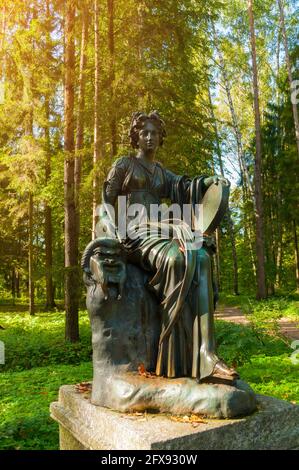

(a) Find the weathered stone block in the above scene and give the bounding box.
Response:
[50,385,299,450]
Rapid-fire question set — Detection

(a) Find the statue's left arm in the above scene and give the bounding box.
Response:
[164,169,230,205]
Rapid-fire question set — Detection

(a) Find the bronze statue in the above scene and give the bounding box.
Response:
[84,111,238,383]
[81,111,258,418]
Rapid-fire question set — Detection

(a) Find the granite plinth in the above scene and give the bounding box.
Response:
[50,385,299,450]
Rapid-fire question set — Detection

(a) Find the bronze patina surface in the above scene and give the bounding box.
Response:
[82,111,255,417]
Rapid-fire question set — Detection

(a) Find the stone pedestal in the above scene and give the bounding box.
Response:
[50,385,299,450]
[90,372,257,418]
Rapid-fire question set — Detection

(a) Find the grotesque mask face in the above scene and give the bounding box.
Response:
[137,120,160,153]
[90,239,127,301]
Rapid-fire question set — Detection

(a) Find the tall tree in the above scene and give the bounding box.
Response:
[28,192,34,315]
[107,0,117,157]
[64,0,79,341]
[75,3,89,249]
[212,24,257,282]
[212,23,253,199]
[22,6,35,315]
[0,3,7,93]
[92,0,101,239]
[208,87,239,295]
[248,0,267,299]
[44,97,55,309]
[277,0,299,160]
[44,0,55,309]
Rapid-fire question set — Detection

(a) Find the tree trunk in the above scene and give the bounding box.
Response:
[212,23,257,287]
[212,23,254,199]
[248,0,267,299]
[28,193,34,315]
[212,23,256,288]
[277,0,299,160]
[244,216,257,277]
[44,97,55,310]
[268,205,276,296]
[75,5,89,250]
[23,53,34,314]
[43,0,55,311]
[64,0,79,341]
[293,220,299,291]
[11,267,15,303]
[275,242,283,289]
[0,3,6,100]
[215,228,221,292]
[275,220,283,289]
[107,0,117,157]
[16,270,20,298]
[208,86,239,295]
[227,214,239,296]
[92,0,102,239]
[45,203,54,309]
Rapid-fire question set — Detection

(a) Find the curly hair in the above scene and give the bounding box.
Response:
[129,111,166,149]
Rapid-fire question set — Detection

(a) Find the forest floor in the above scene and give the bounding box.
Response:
[0,297,298,449]
[215,306,299,340]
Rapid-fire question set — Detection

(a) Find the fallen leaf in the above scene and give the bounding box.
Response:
[170,414,207,425]
[138,363,146,375]
[138,363,156,378]
[75,382,92,393]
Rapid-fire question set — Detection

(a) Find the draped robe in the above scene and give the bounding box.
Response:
[102,155,219,380]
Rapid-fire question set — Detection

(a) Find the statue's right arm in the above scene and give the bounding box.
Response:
[100,157,131,239]
[103,157,130,206]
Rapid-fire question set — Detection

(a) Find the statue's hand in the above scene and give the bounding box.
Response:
[204,176,230,188]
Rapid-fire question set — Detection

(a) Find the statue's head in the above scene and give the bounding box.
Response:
[129,111,166,151]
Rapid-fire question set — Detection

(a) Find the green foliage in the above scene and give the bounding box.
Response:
[239,355,299,404]
[0,362,92,450]
[215,319,289,366]
[0,311,297,450]
[0,0,298,303]
[0,310,92,371]
[220,293,299,323]
[243,296,299,321]
[0,0,298,450]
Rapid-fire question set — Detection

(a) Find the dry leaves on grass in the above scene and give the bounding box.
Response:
[138,363,156,378]
[170,414,207,427]
[75,382,92,393]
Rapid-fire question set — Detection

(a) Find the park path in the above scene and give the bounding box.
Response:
[215,306,299,341]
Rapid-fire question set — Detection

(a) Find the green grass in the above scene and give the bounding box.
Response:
[0,310,92,371]
[0,362,92,450]
[238,355,299,404]
[219,292,299,324]
[215,319,290,366]
[0,309,298,450]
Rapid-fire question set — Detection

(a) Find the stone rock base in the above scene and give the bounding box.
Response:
[91,372,256,419]
[50,385,299,450]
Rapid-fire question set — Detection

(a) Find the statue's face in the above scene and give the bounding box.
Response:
[138,120,160,152]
